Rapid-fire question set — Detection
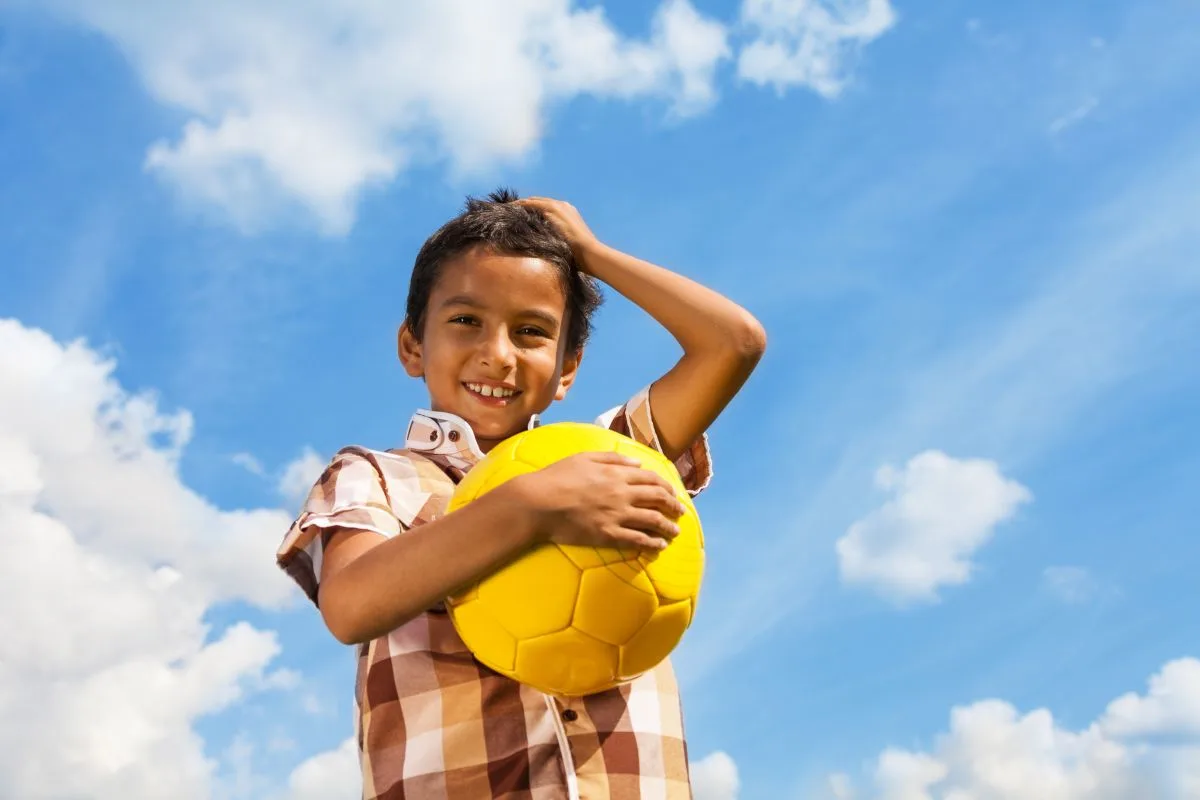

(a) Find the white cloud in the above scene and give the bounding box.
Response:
[283,735,742,799]
[278,447,328,509]
[1042,565,1097,605]
[0,318,300,799]
[875,750,947,800]
[691,750,740,800]
[232,451,265,476]
[286,737,360,800]
[26,0,900,234]
[34,0,731,235]
[834,658,1200,799]
[836,450,1032,603]
[1101,658,1200,740]
[828,772,857,799]
[737,0,897,96]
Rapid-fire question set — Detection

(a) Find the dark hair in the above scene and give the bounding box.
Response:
[404,188,603,353]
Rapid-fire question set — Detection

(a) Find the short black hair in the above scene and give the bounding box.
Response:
[404,188,603,353]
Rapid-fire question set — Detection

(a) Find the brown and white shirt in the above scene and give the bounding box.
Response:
[277,385,713,800]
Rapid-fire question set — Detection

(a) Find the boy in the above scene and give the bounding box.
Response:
[277,189,766,800]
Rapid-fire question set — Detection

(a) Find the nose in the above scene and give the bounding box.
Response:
[477,324,516,369]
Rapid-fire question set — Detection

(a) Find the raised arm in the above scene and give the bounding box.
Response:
[517,197,767,461]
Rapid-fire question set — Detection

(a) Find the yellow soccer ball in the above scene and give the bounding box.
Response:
[444,422,705,696]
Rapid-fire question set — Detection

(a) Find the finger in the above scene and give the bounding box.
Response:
[629,485,686,519]
[584,451,643,467]
[613,527,670,552]
[623,509,680,541]
[620,467,678,493]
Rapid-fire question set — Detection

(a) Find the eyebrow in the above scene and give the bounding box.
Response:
[440,295,562,329]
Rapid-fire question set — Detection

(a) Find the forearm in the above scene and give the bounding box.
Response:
[319,483,538,645]
[578,240,765,356]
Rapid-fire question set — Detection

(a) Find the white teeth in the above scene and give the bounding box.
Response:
[468,383,515,398]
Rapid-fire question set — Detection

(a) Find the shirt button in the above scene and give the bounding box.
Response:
[561,708,578,722]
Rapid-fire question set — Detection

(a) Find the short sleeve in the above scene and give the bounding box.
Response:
[594,384,713,497]
[275,446,415,607]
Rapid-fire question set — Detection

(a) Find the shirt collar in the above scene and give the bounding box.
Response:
[404,408,541,472]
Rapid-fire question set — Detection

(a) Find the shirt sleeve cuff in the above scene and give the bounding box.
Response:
[595,384,714,497]
[276,502,401,606]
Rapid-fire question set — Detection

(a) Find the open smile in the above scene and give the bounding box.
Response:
[462,382,522,406]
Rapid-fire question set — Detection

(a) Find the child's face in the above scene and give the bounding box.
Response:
[398,246,580,452]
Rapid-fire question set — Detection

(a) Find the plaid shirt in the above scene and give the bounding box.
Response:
[277,386,713,800]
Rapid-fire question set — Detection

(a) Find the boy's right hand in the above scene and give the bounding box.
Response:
[508,452,686,552]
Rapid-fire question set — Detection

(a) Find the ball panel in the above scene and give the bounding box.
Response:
[476,545,581,639]
[639,522,704,602]
[512,422,619,468]
[516,627,620,696]
[596,545,640,566]
[643,552,705,602]
[445,421,705,696]
[617,598,692,679]
[572,566,659,646]
[447,438,521,511]
[449,598,518,673]
[558,544,609,571]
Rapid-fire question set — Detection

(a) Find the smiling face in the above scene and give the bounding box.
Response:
[398,246,581,452]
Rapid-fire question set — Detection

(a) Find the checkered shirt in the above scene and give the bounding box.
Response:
[277,385,713,800]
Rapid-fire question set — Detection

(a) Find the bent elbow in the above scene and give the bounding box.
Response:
[319,588,367,646]
[732,314,768,363]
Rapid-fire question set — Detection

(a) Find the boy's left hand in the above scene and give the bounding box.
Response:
[516,197,601,267]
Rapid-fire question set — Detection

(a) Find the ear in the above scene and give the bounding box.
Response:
[397,320,424,378]
[555,347,582,401]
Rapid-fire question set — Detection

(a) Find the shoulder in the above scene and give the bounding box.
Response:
[275,444,454,606]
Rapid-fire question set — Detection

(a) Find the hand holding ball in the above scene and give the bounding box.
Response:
[445,423,705,696]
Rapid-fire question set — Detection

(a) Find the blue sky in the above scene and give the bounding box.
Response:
[2,1,1199,798]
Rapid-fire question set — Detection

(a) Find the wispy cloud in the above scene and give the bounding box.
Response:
[1041,565,1098,605]
[677,104,1200,689]
[1049,96,1099,135]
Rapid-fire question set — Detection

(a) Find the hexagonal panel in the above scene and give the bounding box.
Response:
[618,598,692,679]
[449,598,517,673]
[516,627,619,697]
[573,566,659,646]
[478,545,581,639]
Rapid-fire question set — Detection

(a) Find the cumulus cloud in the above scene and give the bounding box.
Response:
[278,447,328,510]
[691,750,740,800]
[0,318,299,798]
[836,450,1032,603]
[834,658,1200,799]
[33,0,730,235]
[25,0,898,234]
[286,737,360,800]
[737,0,897,96]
